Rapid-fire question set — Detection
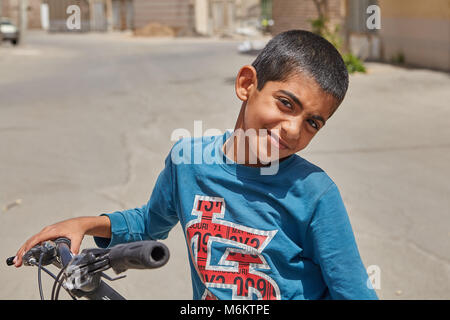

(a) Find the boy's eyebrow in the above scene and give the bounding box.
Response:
[279,90,303,109]
[278,90,326,125]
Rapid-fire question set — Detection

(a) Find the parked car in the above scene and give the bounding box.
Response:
[1,18,20,45]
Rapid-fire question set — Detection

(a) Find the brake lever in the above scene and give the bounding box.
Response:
[64,248,112,293]
[23,241,57,266]
[101,272,126,282]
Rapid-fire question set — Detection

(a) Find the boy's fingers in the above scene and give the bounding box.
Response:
[14,244,26,266]
[14,234,47,267]
[14,249,25,267]
[13,222,85,267]
[16,242,33,267]
[13,255,20,267]
[70,235,83,255]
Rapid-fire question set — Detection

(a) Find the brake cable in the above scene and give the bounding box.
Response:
[54,273,64,300]
[51,263,77,300]
[37,253,45,300]
[29,260,57,280]
[22,242,76,301]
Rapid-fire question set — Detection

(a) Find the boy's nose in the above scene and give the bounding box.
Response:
[281,119,302,141]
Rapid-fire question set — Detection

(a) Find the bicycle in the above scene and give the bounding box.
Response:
[6,237,170,300]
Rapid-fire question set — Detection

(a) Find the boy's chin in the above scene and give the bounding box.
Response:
[248,147,289,165]
[258,154,292,165]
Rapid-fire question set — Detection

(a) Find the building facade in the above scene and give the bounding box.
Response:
[195,0,261,36]
[271,0,449,72]
[1,0,264,36]
[0,0,42,29]
[378,0,450,71]
[271,0,345,36]
[133,0,195,36]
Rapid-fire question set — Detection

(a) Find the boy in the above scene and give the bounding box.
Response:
[14,30,378,300]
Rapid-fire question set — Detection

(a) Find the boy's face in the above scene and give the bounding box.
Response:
[232,65,339,164]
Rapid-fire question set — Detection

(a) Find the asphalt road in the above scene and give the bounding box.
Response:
[1,31,449,300]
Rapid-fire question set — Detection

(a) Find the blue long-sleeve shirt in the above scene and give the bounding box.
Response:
[94,132,378,300]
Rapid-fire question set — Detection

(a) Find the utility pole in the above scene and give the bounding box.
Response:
[19,0,28,44]
[0,0,3,44]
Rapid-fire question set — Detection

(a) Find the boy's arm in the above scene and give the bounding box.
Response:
[306,183,378,300]
[94,153,179,249]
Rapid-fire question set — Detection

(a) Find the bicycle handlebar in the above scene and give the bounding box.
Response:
[109,240,170,274]
[54,237,73,267]
[6,237,170,300]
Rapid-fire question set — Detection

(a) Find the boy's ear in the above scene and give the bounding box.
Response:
[235,65,258,101]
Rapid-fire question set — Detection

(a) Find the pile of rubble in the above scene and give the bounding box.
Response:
[133,22,176,37]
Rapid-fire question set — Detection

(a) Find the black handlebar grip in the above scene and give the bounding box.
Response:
[6,256,15,266]
[54,237,71,248]
[109,241,170,274]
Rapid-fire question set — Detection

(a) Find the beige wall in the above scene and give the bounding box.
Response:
[28,0,42,29]
[133,0,195,35]
[1,0,42,29]
[379,0,449,19]
[2,0,20,26]
[378,0,450,71]
[195,0,209,34]
[194,0,261,36]
[271,0,345,36]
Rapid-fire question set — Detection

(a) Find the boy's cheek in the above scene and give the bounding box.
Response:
[293,139,311,154]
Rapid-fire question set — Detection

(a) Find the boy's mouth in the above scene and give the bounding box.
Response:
[266,129,290,150]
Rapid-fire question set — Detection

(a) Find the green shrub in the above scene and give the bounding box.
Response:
[309,5,366,75]
[342,53,366,74]
[390,52,405,65]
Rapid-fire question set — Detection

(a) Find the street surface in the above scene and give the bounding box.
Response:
[0,31,449,299]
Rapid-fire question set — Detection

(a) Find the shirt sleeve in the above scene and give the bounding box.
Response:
[306,183,378,300]
[94,153,179,248]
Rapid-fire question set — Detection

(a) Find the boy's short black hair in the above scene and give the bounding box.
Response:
[252,29,349,107]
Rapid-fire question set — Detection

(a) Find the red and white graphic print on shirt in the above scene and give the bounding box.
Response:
[185,195,281,300]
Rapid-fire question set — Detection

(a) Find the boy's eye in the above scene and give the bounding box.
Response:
[307,119,319,130]
[278,98,293,109]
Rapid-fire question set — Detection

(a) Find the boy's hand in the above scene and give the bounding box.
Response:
[13,216,110,267]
